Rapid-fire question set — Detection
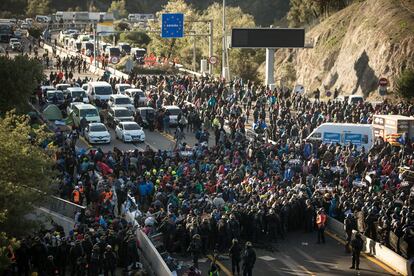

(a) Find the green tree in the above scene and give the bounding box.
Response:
[0,111,55,270]
[108,0,128,19]
[120,30,151,47]
[0,56,44,114]
[26,0,51,17]
[147,0,199,60]
[396,69,414,100]
[28,26,43,39]
[200,3,264,79]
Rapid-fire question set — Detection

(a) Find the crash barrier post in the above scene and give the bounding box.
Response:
[124,208,172,276]
[327,216,409,275]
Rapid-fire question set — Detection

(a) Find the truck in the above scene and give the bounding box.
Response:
[372,115,414,145]
[306,123,373,150]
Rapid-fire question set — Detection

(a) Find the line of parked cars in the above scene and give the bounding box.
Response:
[41,80,183,145]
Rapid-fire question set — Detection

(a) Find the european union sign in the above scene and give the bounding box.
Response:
[162,13,184,38]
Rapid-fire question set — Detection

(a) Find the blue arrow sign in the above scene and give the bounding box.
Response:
[161,13,184,38]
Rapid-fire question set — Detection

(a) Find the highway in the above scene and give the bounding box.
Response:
[194,231,395,276]
[26,43,397,276]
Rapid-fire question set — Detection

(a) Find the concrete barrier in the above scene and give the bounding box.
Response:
[44,195,86,219]
[124,210,172,276]
[327,216,409,275]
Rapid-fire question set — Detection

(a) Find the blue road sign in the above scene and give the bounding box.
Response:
[162,13,184,38]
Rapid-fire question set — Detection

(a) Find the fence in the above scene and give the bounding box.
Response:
[326,216,410,275]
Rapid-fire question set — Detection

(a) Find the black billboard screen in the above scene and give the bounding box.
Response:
[231,28,305,48]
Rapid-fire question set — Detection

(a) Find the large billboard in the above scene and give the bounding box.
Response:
[231,28,305,48]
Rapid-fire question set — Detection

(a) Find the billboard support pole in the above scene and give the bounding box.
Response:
[265,48,275,87]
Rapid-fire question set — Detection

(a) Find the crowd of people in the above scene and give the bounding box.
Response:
[6,46,414,275]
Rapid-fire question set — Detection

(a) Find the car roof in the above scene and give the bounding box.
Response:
[67,87,84,91]
[138,107,154,110]
[111,94,130,98]
[119,121,138,126]
[76,104,96,109]
[125,88,143,92]
[88,122,105,127]
[116,83,131,87]
[88,81,111,86]
[111,106,129,111]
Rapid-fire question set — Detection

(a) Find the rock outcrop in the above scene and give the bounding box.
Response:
[269,0,414,98]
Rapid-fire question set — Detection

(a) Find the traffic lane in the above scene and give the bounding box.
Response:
[76,127,177,152]
[201,231,395,276]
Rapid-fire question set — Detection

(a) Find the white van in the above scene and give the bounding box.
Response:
[67,87,89,103]
[348,95,364,105]
[71,104,101,127]
[306,123,373,150]
[87,81,113,102]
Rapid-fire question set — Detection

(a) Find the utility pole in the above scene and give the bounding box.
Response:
[94,21,97,68]
[222,0,226,79]
[192,31,196,72]
[209,19,213,74]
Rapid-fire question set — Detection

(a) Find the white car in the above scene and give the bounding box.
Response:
[20,23,29,30]
[85,123,111,144]
[115,122,145,143]
[115,83,133,94]
[67,87,89,103]
[163,105,182,126]
[125,88,147,107]
[56,83,71,95]
[108,94,135,112]
[9,38,19,47]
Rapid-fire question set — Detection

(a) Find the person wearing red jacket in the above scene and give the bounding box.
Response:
[316,208,327,244]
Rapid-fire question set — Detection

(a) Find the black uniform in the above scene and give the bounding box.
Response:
[242,246,256,276]
[350,234,364,270]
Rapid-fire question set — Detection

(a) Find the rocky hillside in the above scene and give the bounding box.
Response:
[270,0,414,98]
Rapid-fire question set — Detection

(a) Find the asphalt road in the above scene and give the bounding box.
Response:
[184,231,395,276]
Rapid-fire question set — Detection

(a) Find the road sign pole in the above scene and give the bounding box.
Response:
[209,20,213,75]
[265,48,275,87]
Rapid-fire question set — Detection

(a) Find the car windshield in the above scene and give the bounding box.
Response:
[137,91,145,97]
[115,109,132,117]
[351,97,362,104]
[80,109,98,118]
[119,86,131,92]
[72,91,85,98]
[121,45,131,52]
[90,125,107,132]
[57,85,70,90]
[140,109,154,117]
[167,108,181,116]
[109,48,121,56]
[95,86,112,95]
[124,124,140,130]
[85,43,94,50]
[47,92,63,100]
[115,98,131,104]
